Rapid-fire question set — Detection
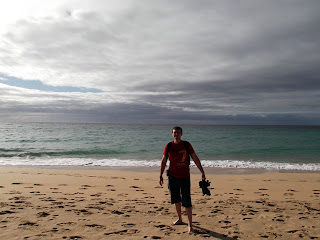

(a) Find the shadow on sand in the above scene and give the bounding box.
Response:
[193,225,238,240]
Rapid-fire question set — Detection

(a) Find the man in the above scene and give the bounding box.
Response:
[159,126,206,234]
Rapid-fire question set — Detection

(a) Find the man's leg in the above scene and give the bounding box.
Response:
[172,202,183,225]
[181,178,193,234]
[186,207,194,234]
[168,176,183,225]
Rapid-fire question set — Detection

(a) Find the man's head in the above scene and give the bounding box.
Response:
[172,126,183,142]
[172,126,183,134]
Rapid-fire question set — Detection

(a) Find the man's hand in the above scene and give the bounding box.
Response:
[202,173,206,181]
[191,153,206,181]
[159,176,163,186]
[159,155,167,187]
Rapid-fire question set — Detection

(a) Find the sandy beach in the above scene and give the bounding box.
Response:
[0,167,319,239]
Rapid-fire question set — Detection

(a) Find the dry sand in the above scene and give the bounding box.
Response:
[0,166,319,239]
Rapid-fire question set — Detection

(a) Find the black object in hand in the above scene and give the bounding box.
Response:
[199,180,211,196]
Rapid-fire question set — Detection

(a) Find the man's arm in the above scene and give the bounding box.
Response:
[191,152,206,180]
[159,155,168,186]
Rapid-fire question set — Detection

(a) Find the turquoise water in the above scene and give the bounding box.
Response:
[0,122,319,170]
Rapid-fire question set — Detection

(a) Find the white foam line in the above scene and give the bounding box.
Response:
[0,157,319,171]
[200,160,320,171]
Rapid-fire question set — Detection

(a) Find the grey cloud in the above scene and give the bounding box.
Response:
[0,0,320,124]
[1,83,319,125]
[4,12,119,68]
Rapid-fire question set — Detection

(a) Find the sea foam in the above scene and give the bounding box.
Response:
[0,157,319,171]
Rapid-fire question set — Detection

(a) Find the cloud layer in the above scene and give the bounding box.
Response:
[0,0,320,124]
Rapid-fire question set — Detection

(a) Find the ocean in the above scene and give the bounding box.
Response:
[0,122,319,171]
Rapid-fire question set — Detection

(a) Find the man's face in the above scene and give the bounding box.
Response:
[172,129,182,140]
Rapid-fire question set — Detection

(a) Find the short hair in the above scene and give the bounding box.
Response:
[172,126,183,133]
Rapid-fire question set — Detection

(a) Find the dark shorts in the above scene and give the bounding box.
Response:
[168,175,192,208]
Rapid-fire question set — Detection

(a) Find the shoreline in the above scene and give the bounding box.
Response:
[1,164,319,174]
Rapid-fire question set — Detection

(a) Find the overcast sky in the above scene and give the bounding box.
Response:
[0,0,319,125]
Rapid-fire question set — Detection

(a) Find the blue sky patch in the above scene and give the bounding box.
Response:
[0,74,103,93]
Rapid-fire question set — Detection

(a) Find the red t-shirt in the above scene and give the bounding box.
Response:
[163,141,195,178]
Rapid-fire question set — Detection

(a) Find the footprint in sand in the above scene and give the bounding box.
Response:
[19,221,39,226]
[130,186,145,192]
[154,224,174,235]
[68,236,83,239]
[90,193,102,197]
[117,193,128,197]
[219,220,232,224]
[150,236,162,239]
[30,191,41,194]
[313,190,320,195]
[85,224,105,229]
[37,212,50,217]
[272,217,285,222]
[287,189,297,192]
[211,209,222,214]
[57,222,76,226]
[111,210,124,215]
[0,210,15,215]
[284,193,294,196]
[8,190,22,195]
[105,186,115,192]
[104,229,139,236]
[74,209,93,215]
[122,223,135,228]
[260,194,269,197]
[111,177,126,180]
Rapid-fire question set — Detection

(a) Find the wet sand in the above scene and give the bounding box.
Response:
[0,166,319,239]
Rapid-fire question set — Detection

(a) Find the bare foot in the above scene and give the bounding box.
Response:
[188,226,194,235]
[172,219,183,225]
